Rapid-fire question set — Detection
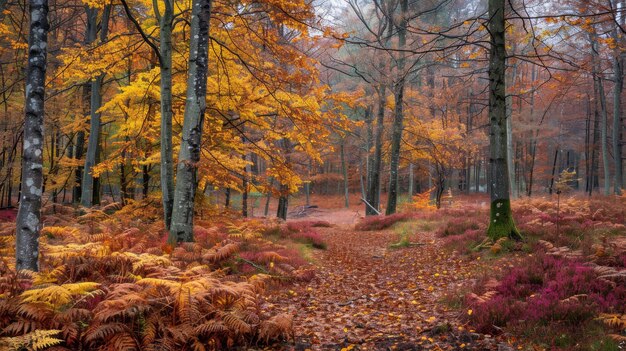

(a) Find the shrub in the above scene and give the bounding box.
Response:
[278,221,328,249]
[289,230,327,249]
[355,213,413,231]
[467,252,626,342]
[436,217,483,237]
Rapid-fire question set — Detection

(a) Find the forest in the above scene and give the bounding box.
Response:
[1,0,626,349]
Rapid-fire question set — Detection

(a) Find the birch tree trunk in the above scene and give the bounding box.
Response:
[159,0,175,228]
[16,0,49,271]
[486,0,521,241]
[386,0,407,215]
[168,0,213,244]
[81,6,110,207]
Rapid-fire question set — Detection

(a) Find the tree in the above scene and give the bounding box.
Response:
[385,0,408,215]
[80,5,111,207]
[167,0,213,244]
[15,0,49,271]
[486,0,521,241]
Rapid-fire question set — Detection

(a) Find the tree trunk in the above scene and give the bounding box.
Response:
[613,49,623,194]
[73,8,98,204]
[548,147,559,194]
[340,141,349,208]
[277,185,288,220]
[168,0,213,244]
[242,144,251,217]
[591,63,601,195]
[81,6,110,207]
[366,88,385,215]
[408,163,414,197]
[486,0,521,241]
[264,178,273,217]
[16,0,48,271]
[142,164,150,198]
[506,63,518,198]
[385,0,407,215]
[585,94,592,194]
[590,33,611,195]
[159,0,175,228]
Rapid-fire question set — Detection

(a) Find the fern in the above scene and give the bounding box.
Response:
[0,329,63,351]
[21,282,102,309]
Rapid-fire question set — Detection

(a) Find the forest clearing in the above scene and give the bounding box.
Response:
[3,0,626,349]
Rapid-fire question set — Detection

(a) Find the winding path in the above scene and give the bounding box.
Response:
[263,210,514,350]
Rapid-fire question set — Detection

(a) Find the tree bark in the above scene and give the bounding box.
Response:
[486,0,521,241]
[16,0,49,271]
[277,185,288,220]
[366,88,385,215]
[589,33,611,195]
[168,0,213,244]
[506,63,518,198]
[159,0,175,228]
[408,163,414,197]
[340,140,349,208]
[613,46,623,194]
[386,0,408,215]
[81,6,110,207]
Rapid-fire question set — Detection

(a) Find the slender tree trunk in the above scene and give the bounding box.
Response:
[590,33,611,195]
[365,105,372,194]
[340,141,349,208]
[167,0,213,244]
[408,163,414,197]
[507,63,518,198]
[548,147,559,194]
[142,164,150,198]
[159,0,174,228]
[16,0,48,271]
[585,94,592,193]
[277,184,288,220]
[486,0,521,241]
[613,50,623,194]
[367,88,385,215]
[264,178,273,217]
[81,6,110,207]
[591,66,601,194]
[73,7,98,204]
[242,136,250,217]
[386,0,407,215]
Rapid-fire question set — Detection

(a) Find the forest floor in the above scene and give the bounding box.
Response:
[263,207,520,351]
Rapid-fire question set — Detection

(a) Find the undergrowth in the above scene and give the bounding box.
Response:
[0,200,321,350]
[355,212,414,231]
[442,196,626,350]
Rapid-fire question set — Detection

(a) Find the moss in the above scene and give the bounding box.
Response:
[487,199,522,242]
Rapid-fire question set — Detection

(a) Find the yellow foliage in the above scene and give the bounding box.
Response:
[0,329,63,351]
[21,282,103,309]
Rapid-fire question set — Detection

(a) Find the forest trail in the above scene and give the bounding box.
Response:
[264,213,516,351]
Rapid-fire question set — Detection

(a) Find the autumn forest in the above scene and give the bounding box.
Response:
[1,0,626,349]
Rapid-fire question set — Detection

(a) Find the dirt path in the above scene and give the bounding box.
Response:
[264,214,516,351]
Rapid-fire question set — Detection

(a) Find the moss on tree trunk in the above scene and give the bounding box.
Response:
[487,199,522,241]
